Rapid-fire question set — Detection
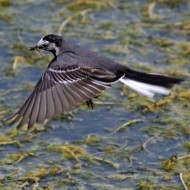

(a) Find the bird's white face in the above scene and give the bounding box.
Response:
[37,38,58,52]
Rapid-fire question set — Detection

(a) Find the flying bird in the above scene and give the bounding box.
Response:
[7,34,184,129]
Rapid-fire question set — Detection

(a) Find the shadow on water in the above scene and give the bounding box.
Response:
[0,0,190,189]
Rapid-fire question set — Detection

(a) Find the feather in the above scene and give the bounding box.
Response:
[120,78,170,98]
[37,90,47,123]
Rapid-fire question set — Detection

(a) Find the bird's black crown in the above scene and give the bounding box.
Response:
[43,34,63,47]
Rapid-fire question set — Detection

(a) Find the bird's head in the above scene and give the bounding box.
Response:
[30,34,63,57]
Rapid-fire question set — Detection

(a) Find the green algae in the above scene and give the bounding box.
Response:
[99,145,116,154]
[148,37,174,48]
[47,143,87,162]
[67,0,115,11]
[107,173,128,181]
[0,133,20,146]
[25,165,65,179]
[0,151,35,165]
[104,44,128,55]
[76,134,102,146]
[5,129,21,138]
[183,142,190,152]
[149,0,188,8]
[180,171,190,189]
[137,180,156,190]
[0,0,13,24]
[0,0,190,189]
[162,155,178,172]
[109,119,143,135]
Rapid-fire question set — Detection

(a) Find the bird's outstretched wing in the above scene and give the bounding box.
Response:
[8,64,124,129]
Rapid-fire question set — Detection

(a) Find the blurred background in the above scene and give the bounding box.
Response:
[0,0,190,189]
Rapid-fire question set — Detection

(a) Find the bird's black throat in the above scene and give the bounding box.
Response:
[50,49,57,59]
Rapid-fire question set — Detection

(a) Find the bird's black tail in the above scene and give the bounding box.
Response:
[120,67,184,97]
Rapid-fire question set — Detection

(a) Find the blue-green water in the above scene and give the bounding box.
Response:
[0,1,190,189]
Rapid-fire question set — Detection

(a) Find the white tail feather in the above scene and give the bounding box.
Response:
[120,78,170,98]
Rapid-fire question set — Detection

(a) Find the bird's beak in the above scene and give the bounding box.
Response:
[30,39,48,51]
[29,46,37,51]
[29,45,43,51]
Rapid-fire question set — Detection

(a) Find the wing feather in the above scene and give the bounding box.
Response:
[61,83,77,110]
[7,64,123,129]
[56,84,70,111]
[37,90,47,123]
[28,93,41,129]
[46,88,55,118]
[52,86,63,115]
[17,93,36,129]
[64,83,84,103]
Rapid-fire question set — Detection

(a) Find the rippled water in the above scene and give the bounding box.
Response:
[0,1,190,189]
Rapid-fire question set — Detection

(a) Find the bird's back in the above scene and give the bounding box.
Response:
[51,41,124,74]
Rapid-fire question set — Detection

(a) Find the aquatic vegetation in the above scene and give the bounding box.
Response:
[0,151,35,165]
[109,119,143,135]
[0,0,13,24]
[47,143,87,162]
[0,0,190,189]
[67,0,115,11]
[76,134,102,146]
[0,133,20,146]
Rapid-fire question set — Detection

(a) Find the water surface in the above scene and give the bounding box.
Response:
[0,1,190,189]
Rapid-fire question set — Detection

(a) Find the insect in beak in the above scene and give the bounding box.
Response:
[29,46,43,56]
[29,45,44,51]
[29,46,38,51]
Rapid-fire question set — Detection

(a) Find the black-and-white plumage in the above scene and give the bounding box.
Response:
[7,34,184,129]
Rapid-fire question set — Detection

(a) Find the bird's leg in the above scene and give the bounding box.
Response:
[86,99,94,109]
